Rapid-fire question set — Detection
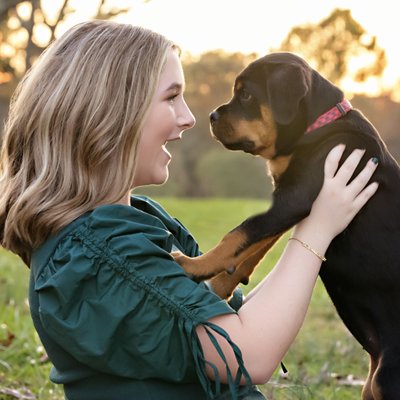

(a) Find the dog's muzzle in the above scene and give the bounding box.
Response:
[209,110,257,153]
[209,110,219,126]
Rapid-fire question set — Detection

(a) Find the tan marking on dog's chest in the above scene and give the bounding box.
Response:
[267,155,292,181]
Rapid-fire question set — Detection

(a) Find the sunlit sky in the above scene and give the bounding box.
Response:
[43,0,400,96]
[114,0,400,93]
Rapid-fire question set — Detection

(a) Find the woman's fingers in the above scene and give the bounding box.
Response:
[353,181,379,212]
[347,157,379,197]
[324,144,346,179]
[325,146,379,199]
[334,148,367,184]
[304,145,380,240]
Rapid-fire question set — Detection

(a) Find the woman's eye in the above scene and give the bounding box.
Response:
[240,89,252,102]
[167,94,179,104]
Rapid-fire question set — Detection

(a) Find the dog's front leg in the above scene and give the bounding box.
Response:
[172,195,312,281]
[172,157,324,282]
[207,233,282,299]
[172,227,261,281]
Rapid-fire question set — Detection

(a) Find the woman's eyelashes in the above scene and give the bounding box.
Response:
[167,93,179,104]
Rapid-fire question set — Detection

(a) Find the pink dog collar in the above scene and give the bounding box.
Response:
[306,99,352,134]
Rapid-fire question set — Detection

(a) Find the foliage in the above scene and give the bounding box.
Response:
[1,4,399,201]
[139,9,397,199]
[195,149,273,198]
[0,0,130,86]
[279,9,386,87]
[0,197,369,399]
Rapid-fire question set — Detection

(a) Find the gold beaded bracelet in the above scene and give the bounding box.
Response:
[289,237,327,262]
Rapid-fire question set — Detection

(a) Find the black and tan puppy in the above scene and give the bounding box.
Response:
[173,52,400,400]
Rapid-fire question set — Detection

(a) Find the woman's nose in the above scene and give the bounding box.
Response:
[179,102,196,129]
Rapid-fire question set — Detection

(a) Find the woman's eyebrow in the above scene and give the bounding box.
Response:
[164,83,183,92]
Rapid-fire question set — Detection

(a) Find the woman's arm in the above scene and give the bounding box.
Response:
[197,145,379,384]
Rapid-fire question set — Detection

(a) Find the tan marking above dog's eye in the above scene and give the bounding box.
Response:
[235,81,243,91]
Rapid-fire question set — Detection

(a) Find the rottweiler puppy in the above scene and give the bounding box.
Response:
[173,52,400,400]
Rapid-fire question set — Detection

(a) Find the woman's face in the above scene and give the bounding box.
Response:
[132,49,196,188]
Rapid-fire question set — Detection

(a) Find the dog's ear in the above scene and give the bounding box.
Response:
[265,62,310,125]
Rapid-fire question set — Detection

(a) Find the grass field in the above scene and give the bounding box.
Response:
[0,197,369,399]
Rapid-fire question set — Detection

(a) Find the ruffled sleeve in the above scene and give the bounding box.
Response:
[131,196,201,257]
[33,204,252,399]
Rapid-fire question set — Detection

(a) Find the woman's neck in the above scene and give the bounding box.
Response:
[113,192,131,206]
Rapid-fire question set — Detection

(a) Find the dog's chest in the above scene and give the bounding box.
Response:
[267,155,292,182]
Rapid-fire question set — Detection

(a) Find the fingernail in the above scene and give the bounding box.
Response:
[371,157,379,165]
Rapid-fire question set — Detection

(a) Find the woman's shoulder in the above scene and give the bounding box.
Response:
[31,196,176,274]
[80,195,190,250]
[30,197,182,309]
[31,196,233,326]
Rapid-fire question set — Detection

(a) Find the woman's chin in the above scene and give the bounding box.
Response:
[132,166,169,188]
[158,171,169,185]
[147,172,169,187]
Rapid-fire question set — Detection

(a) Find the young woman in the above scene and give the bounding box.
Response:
[0,20,378,400]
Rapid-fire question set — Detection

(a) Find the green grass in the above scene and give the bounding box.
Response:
[0,197,369,399]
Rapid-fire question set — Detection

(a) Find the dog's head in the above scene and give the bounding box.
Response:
[210,52,344,160]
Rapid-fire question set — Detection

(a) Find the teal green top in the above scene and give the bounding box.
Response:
[29,196,255,400]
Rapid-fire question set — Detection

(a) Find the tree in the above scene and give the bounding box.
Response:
[279,9,386,89]
[0,0,131,88]
[0,0,143,133]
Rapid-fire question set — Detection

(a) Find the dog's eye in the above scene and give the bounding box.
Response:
[239,89,252,102]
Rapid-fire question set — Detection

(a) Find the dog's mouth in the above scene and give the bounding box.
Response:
[221,139,267,155]
[224,140,255,152]
[211,125,270,155]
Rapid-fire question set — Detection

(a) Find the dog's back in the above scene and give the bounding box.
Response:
[319,112,400,399]
[175,52,400,399]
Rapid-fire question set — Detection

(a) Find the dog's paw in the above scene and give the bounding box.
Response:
[171,251,189,267]
[171,250,183,259]
[171,251,232,282]
[171,251,202,281]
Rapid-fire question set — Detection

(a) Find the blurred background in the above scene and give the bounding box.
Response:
[1,0,399,200]
[0,1,398,399]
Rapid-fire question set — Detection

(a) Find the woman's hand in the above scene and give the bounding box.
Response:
[295,144,379,242]
[199,144,380,385]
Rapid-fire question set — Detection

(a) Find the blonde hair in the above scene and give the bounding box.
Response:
[0,20,176,263]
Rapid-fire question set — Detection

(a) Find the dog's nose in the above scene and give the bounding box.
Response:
[209,110,219,124]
